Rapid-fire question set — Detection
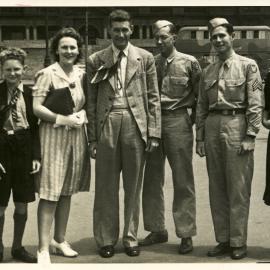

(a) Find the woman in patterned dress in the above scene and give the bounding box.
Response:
[32,27,90,264]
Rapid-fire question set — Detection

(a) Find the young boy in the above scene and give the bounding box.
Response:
[0,48,41,263]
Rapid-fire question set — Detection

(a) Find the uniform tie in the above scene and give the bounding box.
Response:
[159,58,169,90]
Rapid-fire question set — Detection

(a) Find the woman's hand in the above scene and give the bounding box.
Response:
[262,110,270,129]
[55,114,83,128]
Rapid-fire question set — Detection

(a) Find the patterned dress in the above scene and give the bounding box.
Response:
[32,62,90,201]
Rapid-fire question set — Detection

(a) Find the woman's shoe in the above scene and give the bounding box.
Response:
[37,250,51,264]
[50,239,78,257]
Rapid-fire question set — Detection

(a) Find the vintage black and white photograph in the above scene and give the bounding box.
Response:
[0,4,270,267]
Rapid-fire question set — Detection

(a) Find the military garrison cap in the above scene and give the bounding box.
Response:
[208,17,230,33]
[152,20,173,34]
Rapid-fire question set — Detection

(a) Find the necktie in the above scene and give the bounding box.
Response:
[116,51,124,91]
[218,62,226,91]
[158,58,169,90]
[9,89,20,122]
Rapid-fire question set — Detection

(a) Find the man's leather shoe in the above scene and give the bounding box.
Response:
[178,237,193,254]
[11,247,37,263]
[231,245,247,260]
[207,242,231,257]
[125,246,140,257]
[99,245,114,258]
[139,230,168,246]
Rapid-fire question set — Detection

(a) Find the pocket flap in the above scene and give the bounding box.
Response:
[225,78,246,87]
[170,77,189,86]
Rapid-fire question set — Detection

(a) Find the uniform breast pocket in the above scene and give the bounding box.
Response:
[167,77,189,98]
[225,78,246,102]
[205,79,218,105]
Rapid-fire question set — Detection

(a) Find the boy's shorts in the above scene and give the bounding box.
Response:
[0,129,35,207]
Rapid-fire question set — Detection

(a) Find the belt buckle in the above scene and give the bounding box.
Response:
[7,130,15,135]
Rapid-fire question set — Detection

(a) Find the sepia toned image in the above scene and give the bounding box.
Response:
[0,5,270,267]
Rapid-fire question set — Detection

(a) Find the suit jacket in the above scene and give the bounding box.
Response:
[0,80,41,160]
[87,44,161,144]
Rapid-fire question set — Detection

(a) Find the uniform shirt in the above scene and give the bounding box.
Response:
[156,48,201,111]
[196,52,263,141]
[4,82,29,131]
[111,43,129,108]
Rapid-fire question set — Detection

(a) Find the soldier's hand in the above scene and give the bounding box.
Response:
[196,141,206,157]
[0,162,6,181]
[145,138,159,153]
[238,136,255,155]
[262,118,270,129]
[89,142,98,159]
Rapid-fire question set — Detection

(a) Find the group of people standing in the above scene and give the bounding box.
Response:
[0,8,266,264]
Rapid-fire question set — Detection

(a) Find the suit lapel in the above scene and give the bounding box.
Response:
[0,81,8,109]
[125,45,140,89]
[99,46,115,91]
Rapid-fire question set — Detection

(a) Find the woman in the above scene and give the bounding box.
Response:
[263,72,270,205]
[32,27,90,264]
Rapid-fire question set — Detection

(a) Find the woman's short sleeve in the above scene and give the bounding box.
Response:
[32,69,52,97]
[264,72,270,111]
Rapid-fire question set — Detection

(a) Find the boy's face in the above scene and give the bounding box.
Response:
[2,59,25,86]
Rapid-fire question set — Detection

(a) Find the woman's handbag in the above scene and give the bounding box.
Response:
[43,87,75,115]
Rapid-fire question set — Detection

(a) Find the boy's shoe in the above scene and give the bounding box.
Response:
[11,247,37,263]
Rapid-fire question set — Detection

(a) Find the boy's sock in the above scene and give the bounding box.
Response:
[12,212,27,251]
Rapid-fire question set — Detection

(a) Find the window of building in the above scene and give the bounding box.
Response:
[191,31,196,39]
[36,25,61,40]
[132,25,140,39]
[2,26,25,40]
[142,25,148,39]
[254,30,259,39]
[241,31,247,39]
[204,31,209,39]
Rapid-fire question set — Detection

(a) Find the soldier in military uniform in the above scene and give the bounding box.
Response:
[196,18,263,260]
[140,20,201,254]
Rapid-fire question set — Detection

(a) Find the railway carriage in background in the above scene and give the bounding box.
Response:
[176,25,270,80]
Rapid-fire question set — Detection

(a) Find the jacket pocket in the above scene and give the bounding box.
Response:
[225,78,246,101]
[165,77,189,98]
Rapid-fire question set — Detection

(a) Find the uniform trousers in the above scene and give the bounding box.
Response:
[205,113,253,247]
[94,108,145,248]
[142,110,196,238]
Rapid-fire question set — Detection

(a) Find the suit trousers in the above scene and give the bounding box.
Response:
[94,108,145,248]
[142,110,196,238]
[205,113,253,247]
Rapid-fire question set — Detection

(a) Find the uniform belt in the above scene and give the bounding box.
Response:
[209,108,246,116]
[161,108,187,116]
[0,128,29,136]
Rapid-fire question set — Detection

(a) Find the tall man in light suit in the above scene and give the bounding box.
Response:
[87,9,161,258]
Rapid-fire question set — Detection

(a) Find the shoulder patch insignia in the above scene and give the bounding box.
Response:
[248,64,258,73]
[191,61,200,72]
[252,78,262,91]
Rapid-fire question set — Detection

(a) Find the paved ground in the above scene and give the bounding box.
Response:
[2,128,270,268]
